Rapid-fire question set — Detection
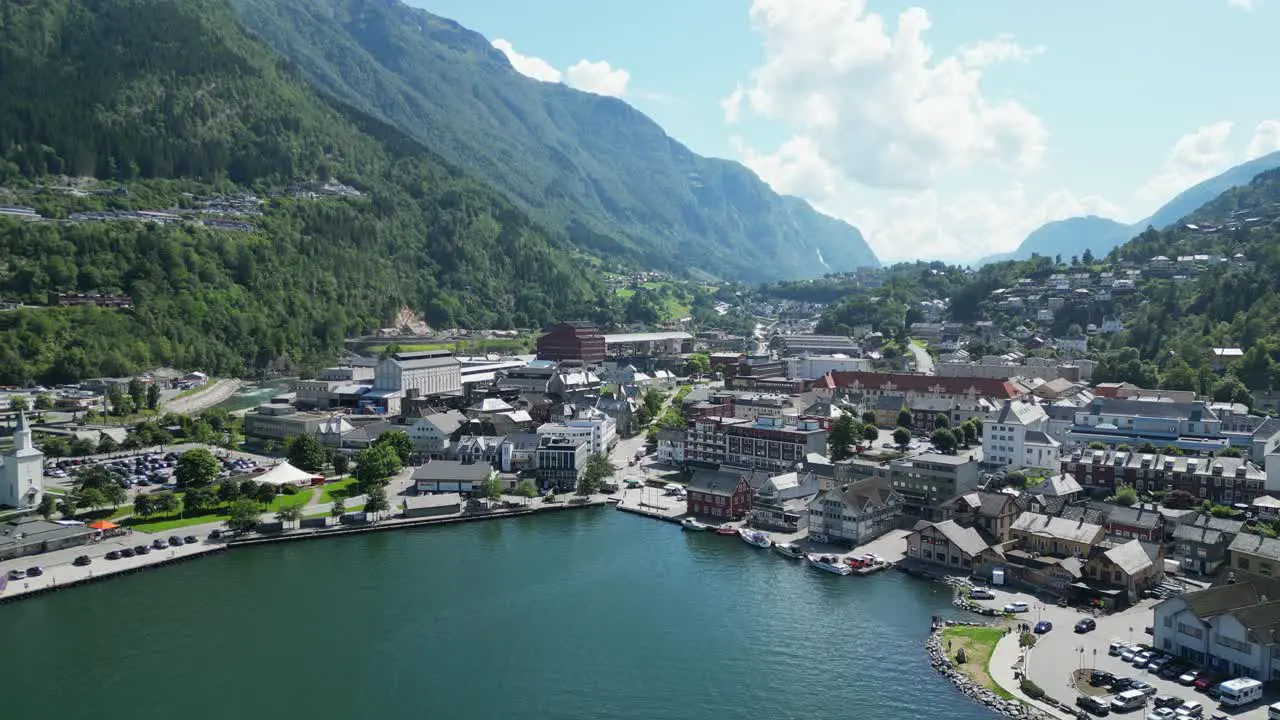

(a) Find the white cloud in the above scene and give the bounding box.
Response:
[1228,0,1256,10]
[566,59,630,98]
[735,135,1125,263]
[958,36,1046,68]
[1135,121,1235,206]
[721,84,745,124]
[1248,120,1280,159]
[728,0,1049,190]
[491,38,562,83]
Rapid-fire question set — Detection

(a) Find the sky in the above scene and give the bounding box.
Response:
[413,0,1280,264]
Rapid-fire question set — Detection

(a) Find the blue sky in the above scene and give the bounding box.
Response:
[414,0,1280,263]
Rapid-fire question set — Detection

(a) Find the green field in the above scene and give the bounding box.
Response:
[319,477,358,503]
[939,625,1014,700]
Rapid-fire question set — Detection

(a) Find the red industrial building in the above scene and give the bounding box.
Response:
[536,321,606,365]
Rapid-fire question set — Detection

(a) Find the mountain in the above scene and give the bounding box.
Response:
[0,0,606,383]
[982,150,1280,265]
[224,0,879,280]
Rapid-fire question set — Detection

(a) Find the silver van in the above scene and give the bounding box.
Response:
[1111,689,1146,712]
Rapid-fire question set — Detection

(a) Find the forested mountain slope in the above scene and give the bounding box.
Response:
[226,0,879,281]
[1097,167,1280,397]
[0,0,607,383]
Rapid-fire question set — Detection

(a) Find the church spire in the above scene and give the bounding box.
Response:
[14,409,32,450]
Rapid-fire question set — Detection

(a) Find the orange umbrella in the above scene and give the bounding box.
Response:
[86,520,119,530]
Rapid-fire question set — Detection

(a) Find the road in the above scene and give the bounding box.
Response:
[908,341,935,375]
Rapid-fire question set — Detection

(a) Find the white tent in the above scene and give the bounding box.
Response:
[255,461,318,487]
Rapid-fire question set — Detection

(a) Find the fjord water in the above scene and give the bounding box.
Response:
[0,510,998,720]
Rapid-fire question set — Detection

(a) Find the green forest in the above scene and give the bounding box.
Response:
[0,0,611,383]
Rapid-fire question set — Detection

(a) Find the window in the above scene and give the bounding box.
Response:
[1239,557,1251,570]
[1164,616,1173,627]
[1178,623,1203,639]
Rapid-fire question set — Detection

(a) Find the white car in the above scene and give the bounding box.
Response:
[1133,650,1155,665]
[1173,701,1203,718]
[1003,601,1029,613]
[1109,639,1126,656]
[970,588,994,600]
[1120,648,1139,662]
[1146,709,1176,720]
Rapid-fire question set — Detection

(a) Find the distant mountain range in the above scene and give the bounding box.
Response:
[226,0,879,280]
[979,150,1280,265]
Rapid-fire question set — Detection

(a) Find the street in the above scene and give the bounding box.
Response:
[909,341,935,375]
[968,587,1278,719]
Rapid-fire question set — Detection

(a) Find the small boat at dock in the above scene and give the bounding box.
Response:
[808,554,853,575]
[738,528,772,548]
[715,524,738,536]
[773,542,804,559]
[681,517,710,531]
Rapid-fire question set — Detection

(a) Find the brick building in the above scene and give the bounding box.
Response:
[1061,448,1266,505]
[536,322,606,366]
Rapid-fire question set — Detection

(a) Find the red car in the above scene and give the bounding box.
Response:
[1193,673,1222,691]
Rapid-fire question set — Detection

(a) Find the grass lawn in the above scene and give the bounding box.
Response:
[940,625,1014,700]
[267,488,313,511]
[320,477,358,504]
[674,385,693,401]
[128,512,227,533]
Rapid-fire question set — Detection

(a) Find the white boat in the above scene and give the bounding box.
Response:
[738,528,772,548]
[808,554,853,576]
[681,517,709,531]
[773,542,805,559]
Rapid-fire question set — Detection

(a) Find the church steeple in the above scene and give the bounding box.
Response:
[13,409,32,451]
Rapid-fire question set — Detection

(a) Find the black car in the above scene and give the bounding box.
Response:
[1159,663,1188,680]
[1075,617,1097,633]
[1109,677,1136,692]
[1090,670,1117,687]
[1075,695,1110,716]
[134,545,151,555]
[1152,694,1182,709]
[183,535,198,544]
[120,547,136,558]
[167,536,183,547]
[151,539,167,550]
[26,566,43,577]
[105,550,122,560]
[73,555,91,566]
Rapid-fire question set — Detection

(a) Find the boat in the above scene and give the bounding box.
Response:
[808,554,853,576]
[773,542,805,559]
[606,497,622,505]
[681,517,709,532]
[715,525,738,536]
[738,528,772,548]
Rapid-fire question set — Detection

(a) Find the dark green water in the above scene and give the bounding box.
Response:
[211,379,292,413]
[0,510,999,720]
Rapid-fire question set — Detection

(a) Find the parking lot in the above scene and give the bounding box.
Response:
[968,586,1277,719]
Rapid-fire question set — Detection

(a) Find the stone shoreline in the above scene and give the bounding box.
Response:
[926,623,1051,720]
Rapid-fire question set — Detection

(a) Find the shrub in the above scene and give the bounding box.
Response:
[281,484,299,496]
[1020,679,1044,699]
[1019,632,1038,648]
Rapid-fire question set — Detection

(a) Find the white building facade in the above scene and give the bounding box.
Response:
[984,399,1057,470]
[0,412,43,509]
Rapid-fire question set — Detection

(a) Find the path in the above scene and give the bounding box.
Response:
[908,341,935,375]
[161,379,245,415]
[989,630,1074,719]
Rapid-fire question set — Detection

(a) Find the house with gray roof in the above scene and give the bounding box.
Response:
[1229,533,1280,578]
[412,460,495,496]
[806,477,904,546]
[749,469,821,532]
[1153,572,1280,680]
[1174,521,1236,576]
[905,519,991,572]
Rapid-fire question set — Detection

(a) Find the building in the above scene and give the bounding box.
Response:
[887,451,983,520]
[787,354,872,380]
[1174,513,1245,575]
[1229,533,1280,578]
[904,519,990,572]
[404,493,462,518]
[655,428,685,465]
[1063,397,1229,454]
[805,477,904,546]
[534,436,590,492]
[537,405,617,455]
[828,371,1021,404]
[778,334,860,355]
[243,404,332,443]
[1152,573,1280,680]
[983,399,1060,471]
[1084,501,1165,543]
[0,516,95,561]
[682,415,828,475]
[1063,449,1267,505]
[372,351,462,409]
[686,467,753,520]
[940,490,1019,543]
[602,331,691,356]
[1025,473,1084,503]
[0,412,42,509]
[406,409,467,459]
[749,469,821,532]
[537,322,606,365]
[499,431,541,473]
[412,460,495,496]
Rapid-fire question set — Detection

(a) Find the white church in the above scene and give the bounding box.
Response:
[0,412,44,509]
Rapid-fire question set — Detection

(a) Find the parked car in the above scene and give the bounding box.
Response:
[1110,677,1137,693]
[1192,674,1222,692]
[1133,650,1156,666]
[134,545,151,555]
[7,569,26,580]
[151,539,167,550]
[1146,709,1176,720]
[1153,695,1183,709]
[1178,670,1204,686]
[1129,680,1156,696]
[1090,671,1117,687]
[120,547,136,558]
[183,535,198,544]
[1076,695,1111,716]
[1109,639,1127,656]
[1034,620,1053,634]
[1174,700,1203,717]
[1075,617,1097,633]
[970,587,994,600]
[1121,647,1140,662]
[167,536,183,547]
[105,550,122,560]
[73,555,91,566]
[26,566,42,578]
[1003,601,1029,613]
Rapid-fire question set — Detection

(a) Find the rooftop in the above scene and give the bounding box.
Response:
[602,332,692,344]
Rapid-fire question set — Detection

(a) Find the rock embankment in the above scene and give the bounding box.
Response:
[927,624,1050,720]
[162,379,243,415]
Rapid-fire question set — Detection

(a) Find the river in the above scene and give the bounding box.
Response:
[0,509,999,720]
[210,379,293,413]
